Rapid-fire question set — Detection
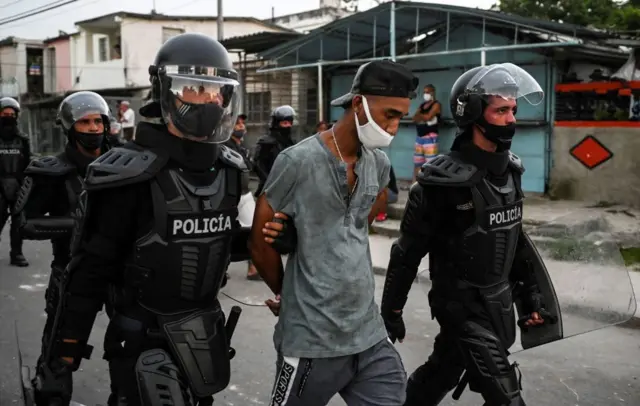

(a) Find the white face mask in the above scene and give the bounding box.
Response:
[423,93,432,102]
[354,96,394,149]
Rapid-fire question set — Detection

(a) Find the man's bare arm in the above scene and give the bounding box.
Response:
[368,188,388,225]
[249,194,285,295]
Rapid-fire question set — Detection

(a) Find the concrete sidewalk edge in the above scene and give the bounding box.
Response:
[373,265,640,324]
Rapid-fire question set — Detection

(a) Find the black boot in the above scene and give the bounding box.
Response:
[10,253,28,267]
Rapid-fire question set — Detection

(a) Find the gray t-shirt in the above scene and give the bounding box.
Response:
[264,134,391,358]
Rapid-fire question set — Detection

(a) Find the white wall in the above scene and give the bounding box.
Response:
[0,43,27,96]
[70,32,126,91]
[70,18,286,91]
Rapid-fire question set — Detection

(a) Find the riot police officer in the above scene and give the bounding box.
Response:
[252,105,296,197]
[381,63,556,406]
[32,33,250,406]
[0,97,30,266]
[14,91,112,402]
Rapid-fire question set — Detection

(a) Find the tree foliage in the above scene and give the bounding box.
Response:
[493,0,640,32]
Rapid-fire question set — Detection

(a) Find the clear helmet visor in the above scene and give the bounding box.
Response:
[160,74,240,143]
[466,63,544,106]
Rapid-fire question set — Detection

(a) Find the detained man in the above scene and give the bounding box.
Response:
[250,60,419,406]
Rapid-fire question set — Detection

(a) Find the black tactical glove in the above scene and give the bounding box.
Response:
[516,290,558,330]
[270,215,297,255]
[33,359,73,406]
[382,310,406,343]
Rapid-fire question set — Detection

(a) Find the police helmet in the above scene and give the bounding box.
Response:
[56,91,111,134]
[146,32,240,144]
[270,105,296,129]
[0,97,20,117]
[449,63,544,128]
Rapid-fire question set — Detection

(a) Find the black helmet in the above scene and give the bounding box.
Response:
[57,91,110,131]
[146,32,240,144]
[57,91,110,150]
[450,63,544,128]
[270,105,296,129]
[0,97,20,117]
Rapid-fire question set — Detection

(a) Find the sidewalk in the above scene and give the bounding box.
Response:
[369,233,640,322]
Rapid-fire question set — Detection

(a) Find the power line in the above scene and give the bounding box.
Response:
[0,0,26,10]
[1,0,207,32]
[0,0,78,26]
[0,61,148,70]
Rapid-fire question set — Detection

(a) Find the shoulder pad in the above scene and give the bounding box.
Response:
[219,145,249,172]
[417,153,483,187]
[85,146,165,190]
[25,155,74,176]
[508,151,525,174]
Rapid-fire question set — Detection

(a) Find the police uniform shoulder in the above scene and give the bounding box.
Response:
[85,145,166,191]
[257,134,277,144]
[508,151,525,174]
[25,155,74,176]
[417,153,482,187]
[219,144,248,172]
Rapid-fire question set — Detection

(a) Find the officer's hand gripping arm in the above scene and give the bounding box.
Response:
[263,212,297,255]
[381,184,433,341]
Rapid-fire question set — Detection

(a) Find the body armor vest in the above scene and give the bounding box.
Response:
[429,168,523,347]
[452,171,524,288]
[128,166,240,315]
[0,135,26,176]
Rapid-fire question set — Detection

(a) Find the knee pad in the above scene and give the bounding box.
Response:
[136,349,188,406]
[458,321,522,405]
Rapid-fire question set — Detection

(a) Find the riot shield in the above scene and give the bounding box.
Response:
[419,211,637,352]
[13,321,35,406]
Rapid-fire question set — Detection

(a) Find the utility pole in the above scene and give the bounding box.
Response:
[217,0,224,41]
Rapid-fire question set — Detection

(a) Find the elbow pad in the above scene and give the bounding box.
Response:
[22,217,75,240]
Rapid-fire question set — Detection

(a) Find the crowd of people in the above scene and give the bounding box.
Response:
[0,31,563,406]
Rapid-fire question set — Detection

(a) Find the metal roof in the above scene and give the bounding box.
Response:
[220,31,303,54]
[257,1,614,68]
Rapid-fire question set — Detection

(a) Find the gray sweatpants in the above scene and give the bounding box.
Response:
[268,338,407,406]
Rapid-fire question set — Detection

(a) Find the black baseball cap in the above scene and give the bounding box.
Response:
[330,60,419,107]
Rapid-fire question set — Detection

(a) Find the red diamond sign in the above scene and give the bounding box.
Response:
[569,135,613,170]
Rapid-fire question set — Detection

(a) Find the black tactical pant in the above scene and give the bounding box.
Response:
[0,190,23,257]
[405,290,525,406]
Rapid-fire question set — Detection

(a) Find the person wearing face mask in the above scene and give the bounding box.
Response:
[411,84,441,184]
[0,97,31,267]
[13,90,113,403]
[226,115,260,280]
[252,105,296,197]
[27,33,261,406]
[381,63,557,406]
[250,60,417,406]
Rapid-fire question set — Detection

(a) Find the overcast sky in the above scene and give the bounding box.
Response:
[0,0,496,40]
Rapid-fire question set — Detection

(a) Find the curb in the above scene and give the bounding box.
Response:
[372,266,640,324]
[371,220,544,239]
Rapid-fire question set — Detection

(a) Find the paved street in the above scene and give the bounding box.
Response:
[1,235,639,406]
